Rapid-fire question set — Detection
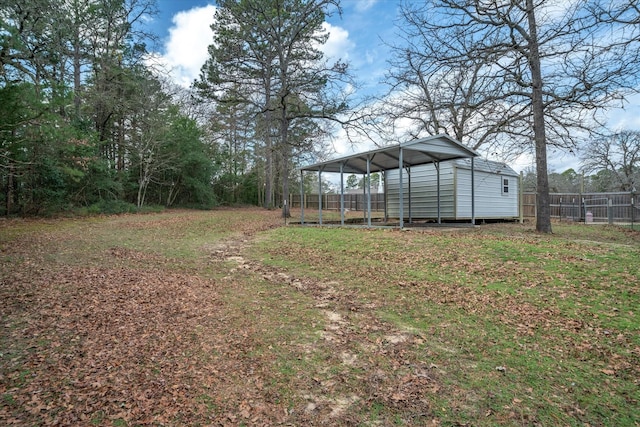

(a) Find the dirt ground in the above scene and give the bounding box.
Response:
[2,211,638,426]
[0,211,434,426]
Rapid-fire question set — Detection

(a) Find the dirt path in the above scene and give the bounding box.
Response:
[4,212,638,425]
[206,231,441,424]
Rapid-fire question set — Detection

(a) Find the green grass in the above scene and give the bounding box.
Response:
[0,210,275,272]
[1,212,638,426]
[253,222,640,425]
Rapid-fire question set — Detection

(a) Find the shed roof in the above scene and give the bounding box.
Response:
[452,158,519,176]
[300,134,479,174]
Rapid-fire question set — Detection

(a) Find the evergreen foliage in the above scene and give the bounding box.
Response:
[0,0,216,215]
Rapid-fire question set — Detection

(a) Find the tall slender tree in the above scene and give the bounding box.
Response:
[197,0,352,216]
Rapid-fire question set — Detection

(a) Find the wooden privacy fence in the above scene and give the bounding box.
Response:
[293,191,638,224]
[289,193,386,212]
[522,192,638,223]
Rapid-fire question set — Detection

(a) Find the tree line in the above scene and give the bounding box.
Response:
[1,0,218,215]
[1,0,639,233]
[0,0,348,216]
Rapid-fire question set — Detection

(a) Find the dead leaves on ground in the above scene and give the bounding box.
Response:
[2,212,638,426]
[0,209,297,426]
[3,265,223,425]
[1,236,287,424]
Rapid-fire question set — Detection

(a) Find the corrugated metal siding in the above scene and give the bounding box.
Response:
[386,160,519,219]
[386,163,456,218]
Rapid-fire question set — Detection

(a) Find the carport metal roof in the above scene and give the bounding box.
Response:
[300,134,479,174]
[298,134,480,228]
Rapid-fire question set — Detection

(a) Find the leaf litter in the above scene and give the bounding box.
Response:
[1,211,638,426]
[0,211,291,426]
[2,210,428,426]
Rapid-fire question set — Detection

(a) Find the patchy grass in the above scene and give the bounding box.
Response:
[253,222,640,425]
[1,210,638,426]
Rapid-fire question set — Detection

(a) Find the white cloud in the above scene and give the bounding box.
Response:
[319,22,355,62]
[607,92,640,131]
[159,5,217,87]
[355,0,378,12]
[539,0,587,24]
[155,9,353,88]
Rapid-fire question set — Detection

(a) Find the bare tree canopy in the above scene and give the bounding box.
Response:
[383,0,640,232]
[581,130,640,192]
[387,0,640,151]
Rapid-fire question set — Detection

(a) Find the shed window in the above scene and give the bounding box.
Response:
[502,177,509,194]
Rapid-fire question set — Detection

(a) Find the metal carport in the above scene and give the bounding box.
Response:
[299,134,479,228]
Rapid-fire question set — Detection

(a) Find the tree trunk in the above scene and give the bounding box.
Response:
[73,34,81,116]
[281,118,291,218]
[263,75,274,209]
[5,164,14,216]
[265,142,273,209]
[137,172,149,209]
[526,0,552,233]
[117,117,125,173]
[167,179,179,207]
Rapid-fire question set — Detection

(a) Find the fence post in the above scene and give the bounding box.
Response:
[559,198,562,222]
[608,198,613,224]
[632,196,635,229]
[579,190,583,221]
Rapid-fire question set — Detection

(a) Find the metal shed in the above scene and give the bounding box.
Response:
[386,158,520,221]
[299,134,480,228]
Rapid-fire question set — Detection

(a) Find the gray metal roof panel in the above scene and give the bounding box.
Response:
[300,134,479,173]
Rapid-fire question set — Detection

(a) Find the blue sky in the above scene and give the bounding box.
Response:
[150,0,399,91]
[147,0,411,168]
[148,0,640,174]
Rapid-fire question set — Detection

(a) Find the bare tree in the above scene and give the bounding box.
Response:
[124,71,175,208]
[581,130,640,192]
[384,0,640,233]
[385,22,525,153]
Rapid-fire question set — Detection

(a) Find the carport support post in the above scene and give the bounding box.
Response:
[408,167,412,224]
[383,170,388,223]
[340,163,345,226]
[367,155,372,227]
[318,170,323,225]
[399,148,404,229]
[471,157,476,225]
[300,170,305,225]
[436,161,441,224]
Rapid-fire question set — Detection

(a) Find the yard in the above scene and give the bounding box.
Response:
[1,209,638,426]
